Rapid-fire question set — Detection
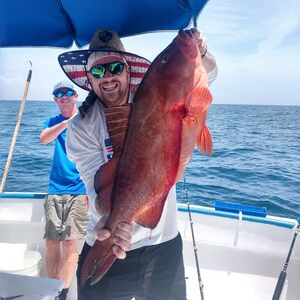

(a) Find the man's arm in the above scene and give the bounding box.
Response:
[40,113,77,144]
[40,119,70,144]
[191,28,218,84]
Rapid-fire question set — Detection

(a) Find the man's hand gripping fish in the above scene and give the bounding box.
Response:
[81,29,213,287]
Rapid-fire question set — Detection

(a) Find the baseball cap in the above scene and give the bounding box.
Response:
[52,81,75,95]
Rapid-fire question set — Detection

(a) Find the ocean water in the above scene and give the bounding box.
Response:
[0,100,299,219]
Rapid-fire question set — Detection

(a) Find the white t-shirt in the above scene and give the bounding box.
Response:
[66,93,179,249]
[66,64,217,249]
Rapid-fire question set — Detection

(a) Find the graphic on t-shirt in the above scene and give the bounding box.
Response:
[104,138,113,160]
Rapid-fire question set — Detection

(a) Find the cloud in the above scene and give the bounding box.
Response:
[255,0,300,55]
[0,46,89,101]
[0,0,299,105]
[198,0,300,105]
[201,0,300,56]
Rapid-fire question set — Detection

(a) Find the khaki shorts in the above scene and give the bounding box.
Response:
[44,194,89,241]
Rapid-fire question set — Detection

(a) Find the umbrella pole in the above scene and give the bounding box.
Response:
[0,61,32,193]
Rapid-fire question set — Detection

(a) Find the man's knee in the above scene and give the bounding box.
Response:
[63,239,78,254]
[46,238,61,248]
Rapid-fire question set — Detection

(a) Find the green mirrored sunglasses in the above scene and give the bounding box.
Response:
[89,61,125,78]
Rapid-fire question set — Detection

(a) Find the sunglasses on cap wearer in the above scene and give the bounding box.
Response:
[54,90,76,98]
[89,61,125,79]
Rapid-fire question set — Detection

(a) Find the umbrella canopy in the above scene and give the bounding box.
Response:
[0,0,208,48]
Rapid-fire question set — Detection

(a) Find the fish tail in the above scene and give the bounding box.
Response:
[80,238,116,288]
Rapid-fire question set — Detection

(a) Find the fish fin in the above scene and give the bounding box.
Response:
[134,197,167,229]
[186,87,212,114]
[94,157,119,215]
[197,124,213,156]
[94,105,131,215]
[103,105,131,155]
[80,237,116,287]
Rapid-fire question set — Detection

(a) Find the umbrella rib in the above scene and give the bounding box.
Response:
[55,0,78,46]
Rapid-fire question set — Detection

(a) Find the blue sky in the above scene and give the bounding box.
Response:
[0,0,299,105]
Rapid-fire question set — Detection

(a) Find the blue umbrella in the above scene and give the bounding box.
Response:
[0,0,208,48]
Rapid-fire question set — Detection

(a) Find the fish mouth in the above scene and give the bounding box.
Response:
[178,29,194,40]
[175,29,199,60]
[184,29,194,39]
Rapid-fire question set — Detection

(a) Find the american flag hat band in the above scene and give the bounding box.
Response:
[58,50,151,91]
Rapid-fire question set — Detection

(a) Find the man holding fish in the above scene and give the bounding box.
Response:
[58,27,217,300]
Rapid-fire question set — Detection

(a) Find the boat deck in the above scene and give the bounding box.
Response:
[180,205,300,300]
[0,193,299,299]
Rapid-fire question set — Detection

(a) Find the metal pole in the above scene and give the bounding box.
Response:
[184,179,205,300]
[272,221,300,300]
[0,61,32,193]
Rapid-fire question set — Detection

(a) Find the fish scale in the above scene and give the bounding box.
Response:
[81,29,213,287]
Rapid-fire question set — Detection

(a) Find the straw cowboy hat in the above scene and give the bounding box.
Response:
[58,29,151,91]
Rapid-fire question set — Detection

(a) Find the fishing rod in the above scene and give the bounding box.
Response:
[271,220,300,300]
[0,61,32,193]
[183,178,205,300]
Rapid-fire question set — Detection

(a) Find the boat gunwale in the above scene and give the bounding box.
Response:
[178,203,297,229]
[0,192,297,229]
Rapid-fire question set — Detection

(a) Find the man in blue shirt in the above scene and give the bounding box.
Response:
[40,81,89,300]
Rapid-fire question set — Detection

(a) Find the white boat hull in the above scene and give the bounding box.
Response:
[0,193,299,300]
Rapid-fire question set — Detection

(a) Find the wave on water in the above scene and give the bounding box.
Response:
[1,101,300,219]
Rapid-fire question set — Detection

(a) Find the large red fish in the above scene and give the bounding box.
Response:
[81,29,213,287]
